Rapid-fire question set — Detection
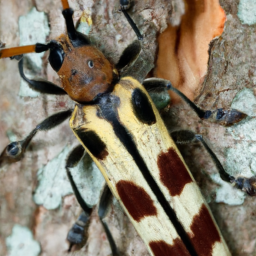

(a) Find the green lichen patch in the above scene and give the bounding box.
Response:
[238,0,256,25]
[211,174,246,205]
[224,87,256,176]
[225,141,256,178]
[6,225,40,256]
[231,88,256,117]
[69,152,105,207]
[33,146,73,210]
[33,146,105,210]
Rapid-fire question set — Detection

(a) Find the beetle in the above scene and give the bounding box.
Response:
[0,0,253,255]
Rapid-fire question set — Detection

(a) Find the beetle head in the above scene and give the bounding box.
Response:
[54,35,117,103]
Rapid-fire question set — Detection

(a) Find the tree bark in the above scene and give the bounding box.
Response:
[0,0,255,255]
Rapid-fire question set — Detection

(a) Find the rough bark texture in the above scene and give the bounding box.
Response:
[1,0,256,256]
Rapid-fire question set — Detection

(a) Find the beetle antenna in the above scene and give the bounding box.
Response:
[122,10,143,40]
[61,0,70,10]
[0,43,54,59]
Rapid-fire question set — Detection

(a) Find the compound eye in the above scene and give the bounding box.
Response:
[88,60,94,68]
[48,41,65,72]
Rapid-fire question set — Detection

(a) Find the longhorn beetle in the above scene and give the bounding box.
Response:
[0,0,253,255]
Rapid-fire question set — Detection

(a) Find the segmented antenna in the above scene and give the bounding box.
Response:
[0,45,36,58]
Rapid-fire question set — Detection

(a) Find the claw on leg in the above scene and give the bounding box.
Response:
[231,176,256,196]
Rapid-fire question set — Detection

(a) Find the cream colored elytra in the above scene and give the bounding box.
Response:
[70,76,231,256]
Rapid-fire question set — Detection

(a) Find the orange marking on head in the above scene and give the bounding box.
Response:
[61,0,70,10]
[57,36,114,103]
[0,45,36,58]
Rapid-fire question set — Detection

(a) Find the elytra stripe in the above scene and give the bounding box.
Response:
[116,180,157,221]
[149,239,190,256]
[190,204,221,256]
[157,148,193,196]
[97,93,198,256]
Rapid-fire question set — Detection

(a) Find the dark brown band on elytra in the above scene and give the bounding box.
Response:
[149,239,190,256]
[116,180,157,222]
[98,94,197,255]
[190,204,221,256]
[157,148,193,196]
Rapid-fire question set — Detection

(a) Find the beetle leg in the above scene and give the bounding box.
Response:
[116,40,142,71]
[120,0,131,10]
[98,185,120,256]
[66,147,120,255]
[18,58,67,95]
[195,134,256,196]
[67,211,91,252]
[193,133,256,196]
[170,130,256,196]
[119,0,143,40]
[0,110,72,167]
[121,10,143,41]
[143,78,247,126]
[142,78,171,110]
[171,130,234,183]
[66,145,91,214]
[65,145,92,252]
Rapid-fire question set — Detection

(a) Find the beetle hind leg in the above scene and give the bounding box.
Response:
[98,185,120,256]
[171,130,256,196]
[171,130,234,183]
[66,145,92,251]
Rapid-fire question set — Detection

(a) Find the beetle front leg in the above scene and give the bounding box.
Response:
[116,40,142,71]
[0,110,72,167]
[18,58,67,95]
[143,78,247,126]
[66,146,120,255]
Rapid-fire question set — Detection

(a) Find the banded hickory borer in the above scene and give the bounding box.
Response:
[0,0,253,255]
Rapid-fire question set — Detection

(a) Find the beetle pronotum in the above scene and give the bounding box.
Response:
[0,0,255,255]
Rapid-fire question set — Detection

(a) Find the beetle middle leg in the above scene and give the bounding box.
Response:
[0,109,72,167]
[143,78,247,126]
[66,145,120,255]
